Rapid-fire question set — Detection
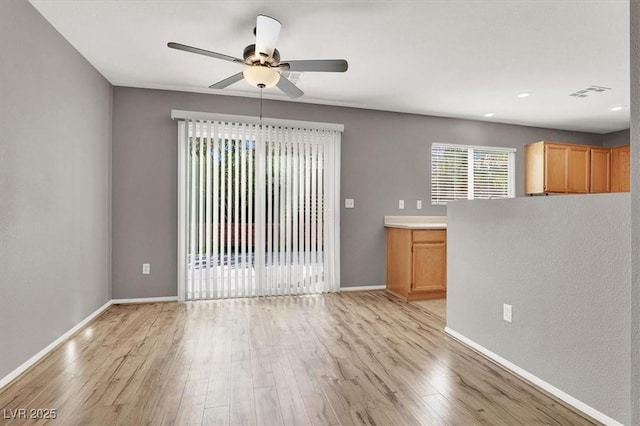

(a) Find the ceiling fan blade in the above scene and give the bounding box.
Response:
[278,59,348,73]
[255,15,281,60]
[276,75,304,99]
[209,72,244,89]
[167,42,243,64]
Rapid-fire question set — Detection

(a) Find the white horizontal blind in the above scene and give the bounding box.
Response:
[472,148,513,199]
[178,118,341,300]
[431,144,469,205]
[431,143,515,205]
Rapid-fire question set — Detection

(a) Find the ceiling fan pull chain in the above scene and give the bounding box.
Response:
[259,86,263,128]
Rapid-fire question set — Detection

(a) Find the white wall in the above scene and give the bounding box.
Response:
[446,194,631,424]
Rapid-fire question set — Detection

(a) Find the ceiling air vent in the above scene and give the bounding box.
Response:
[569,85,611,98]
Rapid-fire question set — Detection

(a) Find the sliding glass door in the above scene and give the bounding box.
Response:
[177,117,341,300]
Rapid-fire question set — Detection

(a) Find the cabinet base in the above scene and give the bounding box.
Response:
[386,288,446,301]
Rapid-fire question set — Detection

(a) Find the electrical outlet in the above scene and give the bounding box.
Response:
[399,200,405,209]
[503,304,512,323]
[142,263,150,275]
[417,200,423,209]
[345,198,355,209]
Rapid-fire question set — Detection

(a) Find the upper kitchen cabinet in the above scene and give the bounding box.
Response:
[610,145,630,192]
[590,148,611,193]
[525,141,590,194]
[525,141,628,195]
[568,145,591,193]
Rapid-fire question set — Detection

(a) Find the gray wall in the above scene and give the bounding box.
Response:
[630,0,640,423]
[446,194,631,424]
[602,129,631,147]
[0,0,112,379]
[112,87,603,298]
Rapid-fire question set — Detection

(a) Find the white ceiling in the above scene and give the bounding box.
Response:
[29,0,630,134]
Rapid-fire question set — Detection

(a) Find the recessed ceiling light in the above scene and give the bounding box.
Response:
[483,112,495,117]
[517,92,531,98]
[610,106,624,111]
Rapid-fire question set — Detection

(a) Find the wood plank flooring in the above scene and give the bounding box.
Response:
[412,299,446,321]
[0,291,597,425]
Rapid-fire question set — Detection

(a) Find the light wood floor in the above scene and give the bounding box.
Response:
[0,291,596,425]
[412,299,446,321]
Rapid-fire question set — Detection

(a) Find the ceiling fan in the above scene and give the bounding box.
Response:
[168,15,348,99]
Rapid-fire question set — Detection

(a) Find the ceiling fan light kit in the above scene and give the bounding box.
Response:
[168,14,348,98]
[243,65,280,89]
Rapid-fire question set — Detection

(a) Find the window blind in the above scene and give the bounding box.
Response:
[431,143,515,205]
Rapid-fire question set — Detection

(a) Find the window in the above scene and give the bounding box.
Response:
[174,111,343,300]
[431,143,515,205]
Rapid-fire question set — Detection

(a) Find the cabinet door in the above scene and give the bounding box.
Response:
[544,144,569,192]
[590,148,611,193]
[619,147,630,192]
[567,146,590,193]
[386,228,412,298]
[412,242,446,292]
[611,146,630,192]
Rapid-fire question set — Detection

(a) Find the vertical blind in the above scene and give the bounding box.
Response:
[176,115,341,300]
[431,143,515,205]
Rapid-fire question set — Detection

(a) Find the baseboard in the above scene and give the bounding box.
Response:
[111,296,178,304]
[0,296,177,390]
[0,299,113,390]
[340,285,386,292]
[444,327,623,426]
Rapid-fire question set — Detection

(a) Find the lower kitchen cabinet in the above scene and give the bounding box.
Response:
[386,227,446,301]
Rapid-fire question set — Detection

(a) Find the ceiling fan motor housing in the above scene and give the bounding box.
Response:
[243,44,280,66]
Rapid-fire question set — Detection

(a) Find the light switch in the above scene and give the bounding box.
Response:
[399,200,405,209]
[417,200,423,209]
[345,198,355,209]
[142,263,150,275]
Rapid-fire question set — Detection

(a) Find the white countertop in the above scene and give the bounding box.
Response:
[384,216,447,229]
